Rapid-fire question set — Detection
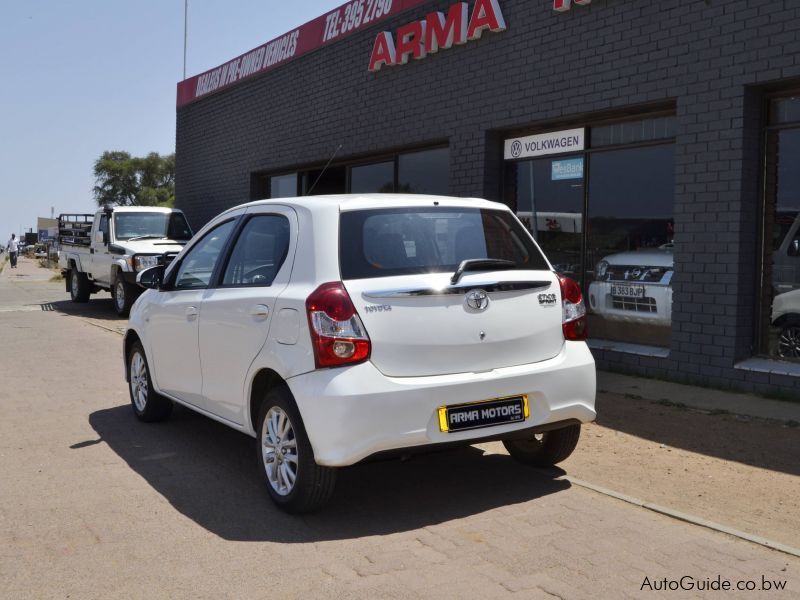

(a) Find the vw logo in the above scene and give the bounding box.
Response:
[465,289,489,311]
[510,140,522,158]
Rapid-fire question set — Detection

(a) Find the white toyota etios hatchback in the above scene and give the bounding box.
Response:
[124,195,596,512]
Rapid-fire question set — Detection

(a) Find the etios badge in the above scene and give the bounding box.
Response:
[466,289,489,311]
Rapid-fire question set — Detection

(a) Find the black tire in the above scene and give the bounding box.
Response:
[69,268,91,303]
[502,424,581,467]
[113,273,139,318]
[256,387,336,513]
[127,341,172,422]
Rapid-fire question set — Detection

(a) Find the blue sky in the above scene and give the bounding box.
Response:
[0,0,342,237]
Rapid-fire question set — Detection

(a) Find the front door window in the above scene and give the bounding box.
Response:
[173,220,236,289]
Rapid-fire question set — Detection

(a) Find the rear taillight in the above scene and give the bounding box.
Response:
[306,282,371,368]
[558,275,588,341]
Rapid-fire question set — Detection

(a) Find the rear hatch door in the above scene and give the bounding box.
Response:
[339,205,564,377]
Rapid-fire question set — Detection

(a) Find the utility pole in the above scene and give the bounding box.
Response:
[183,0,188,80]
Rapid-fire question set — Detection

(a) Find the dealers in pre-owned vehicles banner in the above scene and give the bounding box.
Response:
[178,0,511,105]
[178,0,432,106]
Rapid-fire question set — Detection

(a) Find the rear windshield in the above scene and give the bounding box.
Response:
[340,207,550,280]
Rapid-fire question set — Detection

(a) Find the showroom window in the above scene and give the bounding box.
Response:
[758,95,800,362]
[349,147,450,194]
[397,147,450,195]
[504,115,676,348]
[351,160,394,193]
[270,173,298,198]
[513,157,583,281]
[257,146,450,199]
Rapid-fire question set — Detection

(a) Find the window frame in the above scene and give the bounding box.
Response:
[97,214,109,243]
[755,89,800,360]
[251,144,450,200]
[217,213,292,289]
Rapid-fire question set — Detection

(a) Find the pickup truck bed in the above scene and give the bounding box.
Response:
[58,214,93,247]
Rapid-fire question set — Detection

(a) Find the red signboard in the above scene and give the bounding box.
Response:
[176,0,432,107]
[368,0,506,72]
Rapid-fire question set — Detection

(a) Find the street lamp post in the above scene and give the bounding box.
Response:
[183,0,188,80]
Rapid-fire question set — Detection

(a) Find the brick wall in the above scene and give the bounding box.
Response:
[176,0,800,396]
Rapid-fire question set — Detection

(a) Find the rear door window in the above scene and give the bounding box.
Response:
[221,215,291,287]
[340,207,549,280]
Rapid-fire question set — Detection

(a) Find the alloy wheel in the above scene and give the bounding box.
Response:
[778,325,800,359]
[261,406,298,496]
[130,351,148,411]
[115,280,125,312]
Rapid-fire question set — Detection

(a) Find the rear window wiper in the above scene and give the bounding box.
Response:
[451,259,517,284]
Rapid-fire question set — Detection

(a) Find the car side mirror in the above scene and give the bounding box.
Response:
[789,239,800,257]
[137,265,165,290]
[94,230,105,244]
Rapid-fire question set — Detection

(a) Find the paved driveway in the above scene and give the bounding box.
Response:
[0,259,796,599]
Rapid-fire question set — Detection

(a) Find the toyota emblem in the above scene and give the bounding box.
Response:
[465,289,489,311]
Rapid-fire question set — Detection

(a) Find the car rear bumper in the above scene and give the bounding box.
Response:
[287,341,596,467]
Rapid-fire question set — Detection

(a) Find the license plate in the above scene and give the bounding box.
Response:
[611,283,645,298]
[438,395,529,433]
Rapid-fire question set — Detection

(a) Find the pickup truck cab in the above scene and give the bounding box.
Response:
[59,206,193,316]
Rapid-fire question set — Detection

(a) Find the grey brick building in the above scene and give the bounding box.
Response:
[175,0,800,397]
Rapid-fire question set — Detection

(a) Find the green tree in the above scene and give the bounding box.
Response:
[93,151,175,207]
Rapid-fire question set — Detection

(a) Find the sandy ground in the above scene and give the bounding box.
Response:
[493,392,800,549]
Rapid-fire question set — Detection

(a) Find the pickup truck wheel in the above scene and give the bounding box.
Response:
[69,269,90,303]
[502,424,581,467]
[128,341,172,422]
[256,387,336,513]
[113,275,138,318]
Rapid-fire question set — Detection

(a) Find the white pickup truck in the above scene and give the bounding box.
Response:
[58,206,193,316]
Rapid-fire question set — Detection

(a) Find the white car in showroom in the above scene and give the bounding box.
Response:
[124,195,596,512]
[772,288,800,359]
[587,247,673,326]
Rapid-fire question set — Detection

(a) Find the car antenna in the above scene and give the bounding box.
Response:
[306,144,343,196]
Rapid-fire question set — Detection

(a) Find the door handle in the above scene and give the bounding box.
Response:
[250,304,270,319]
[185,306,199,319]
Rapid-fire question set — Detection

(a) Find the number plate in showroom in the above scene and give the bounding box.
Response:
[611,283,645,298]
[438,395,529,433]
